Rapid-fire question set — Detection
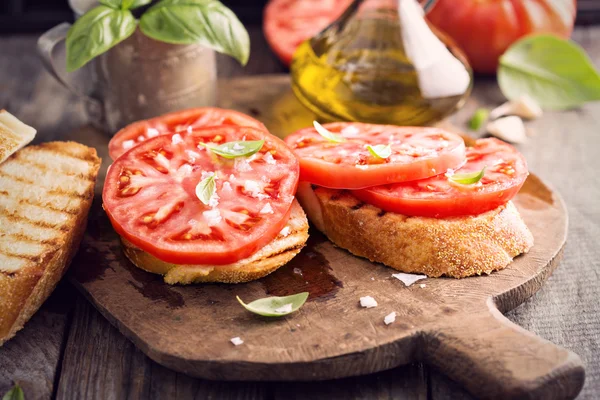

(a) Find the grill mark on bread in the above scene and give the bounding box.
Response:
[38,142,100,162]
[0,171,92,200]
[0,191,79,216]
[10,156,83,178]
[0,232,60,246]
[351,202,365,210]
[0,210,67,231]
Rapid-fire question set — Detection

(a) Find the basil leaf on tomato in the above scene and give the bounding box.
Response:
[499,35,600,110]
[66,5,137,72]
[140,0,250,65]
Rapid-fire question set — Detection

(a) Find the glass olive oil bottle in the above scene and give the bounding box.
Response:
[291,0,473,126]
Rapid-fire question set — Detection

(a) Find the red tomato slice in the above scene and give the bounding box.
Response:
[108,107,266,160]
[284,123,466,189]
[353,138,528,218]
[103,126,299,265]
[263,0,353,65]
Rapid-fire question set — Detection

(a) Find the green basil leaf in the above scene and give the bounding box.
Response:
[195,174,216,205]
[448,167,486,185]
[468,108,489,130]
[313,121,346,143]
[99,0,121,8]
[2,384,24,400]
[200,140,264,159]
[66,6,137,72]
[100,0,151,9]
[366,144,392,159]
[140,0,250,65]
[498,35,600,110]
[236,292,309,317]
[123,0,152,9]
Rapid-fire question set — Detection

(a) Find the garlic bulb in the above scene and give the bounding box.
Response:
[486,116,527,144]
[490,95,543,120]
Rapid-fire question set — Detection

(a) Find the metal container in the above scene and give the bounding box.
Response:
[37,0,217,135]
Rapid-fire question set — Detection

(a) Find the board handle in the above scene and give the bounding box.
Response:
[422,299,585,400]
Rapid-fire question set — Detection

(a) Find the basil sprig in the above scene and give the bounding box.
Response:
[2,384,24,400]
[367,144,392,159]
[66,6,137,72]
[448,167,486,185]
[499,35,600,110]
[200,140,264,159]
[140,0,250,65]
[196,174,216,205]
[237,292,309,317]
[313,121,346,143]
[66,0,250,72]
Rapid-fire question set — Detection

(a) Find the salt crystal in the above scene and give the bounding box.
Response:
[384,312,396,325]
[230,337,244,346]
[392,272,427,287]
[122,140,135,150]
[263,152,276,164]
[232,142,244,151]
[275,303,293,314]
[171,133,183,145]
[360,296,378,308]
[146,128,160,138]
[419,284,427,288]
[260,203,274,214]
[279,226,291,237]
[222,181,232,192]
[203,209,222,226]
[235,157,253,172]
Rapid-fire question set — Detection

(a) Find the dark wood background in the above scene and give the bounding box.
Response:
[0,23,599,400]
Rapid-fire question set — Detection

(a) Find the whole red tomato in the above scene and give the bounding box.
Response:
[426,0,577,74]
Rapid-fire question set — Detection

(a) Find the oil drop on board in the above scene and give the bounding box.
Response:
[291,0,473,126]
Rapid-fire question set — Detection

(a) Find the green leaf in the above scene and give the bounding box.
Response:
[140,0,250,65]
[366,144,391,159]
[100,0,151,9]
[99,0,121,8]
[313,121,346,143]
[237,292,309,317]
[199,140,264,159]
[124,0,152,9]
[448,167,486,185]
[66,6,137,72]
[468,108,489,130]
[498,34,600,110]
[2,384,24,400]
[195,174,216,205]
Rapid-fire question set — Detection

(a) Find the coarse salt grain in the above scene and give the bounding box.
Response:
[384,312,396,325]
[146,128,160,138]
[392,272,427,287]
[222,181,232,192]
[263,152,276,164]
[122,140,135,149]
[203,209,222,226]
[279,226,291,237]
[275,303,293,314]
[419,284,426,288]
[359,296,378,308]
[171,133,183,144]
[260,203,274,214]
[232,142,244,151]
[235,157,253,172]
[230,337,244,346]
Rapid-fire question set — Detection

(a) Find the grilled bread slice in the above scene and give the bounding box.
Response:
[297,183,533,278]
[0,142,101,346]
[0,110,37,165]
[121,200,309,284]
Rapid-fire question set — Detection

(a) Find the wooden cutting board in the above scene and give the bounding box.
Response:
[69,75,584,400]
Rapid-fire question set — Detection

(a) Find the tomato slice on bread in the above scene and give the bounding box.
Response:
[284,122,466,189]
[103,126,299,265]
[108,108,266,160]
[263,0,352,65]
[353,138,528,218]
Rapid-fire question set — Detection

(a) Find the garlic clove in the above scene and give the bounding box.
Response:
[489,95,543,120]
[486,116,527,144]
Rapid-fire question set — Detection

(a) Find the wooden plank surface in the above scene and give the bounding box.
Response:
[0,25,599,399]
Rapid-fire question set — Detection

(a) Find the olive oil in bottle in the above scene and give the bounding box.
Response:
[291,0,473,126]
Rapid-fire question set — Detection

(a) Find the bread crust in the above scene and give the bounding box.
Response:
[120,200,309,284]
[298,184,534,278]
[0,141,101,346]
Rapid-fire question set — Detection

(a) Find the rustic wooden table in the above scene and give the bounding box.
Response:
[0,26,599,400]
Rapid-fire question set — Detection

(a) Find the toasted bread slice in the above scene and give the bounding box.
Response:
[121,200,309,284]
[297,183,533,278]
[0,110,36,165]
[0,142,101,346]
